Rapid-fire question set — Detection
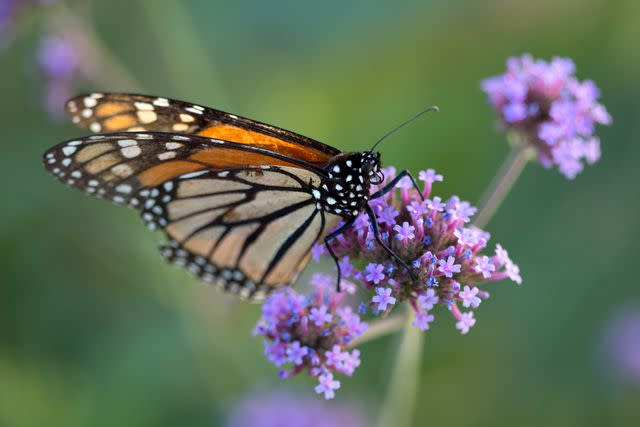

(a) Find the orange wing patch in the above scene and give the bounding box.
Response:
[197,125,333,166]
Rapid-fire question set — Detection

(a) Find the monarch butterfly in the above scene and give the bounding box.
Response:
[43,93,435,300]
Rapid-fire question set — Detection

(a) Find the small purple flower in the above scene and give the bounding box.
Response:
[505,261,522,285]
[418,288,439,310]
[394,221,415,245]
[315,372,341,400]
[419,169,443,184]
[325,344,347,368]
[438,256,462,278]
[456,311,476,335]
[413,311,435,331]
[459,286,481,308]
[427,196,445,212]
[309,305,333,326]
[372,287,396,311]
[474,256,496,279]
[482,54,612,179]
[286,341,309,365]
[494,244,511,266]
[364,263,385,284]
[377,205,399,227]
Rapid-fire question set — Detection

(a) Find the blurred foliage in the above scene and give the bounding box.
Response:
[1,0,639,426]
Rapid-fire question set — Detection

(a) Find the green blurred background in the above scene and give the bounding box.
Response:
[1,0,639,426]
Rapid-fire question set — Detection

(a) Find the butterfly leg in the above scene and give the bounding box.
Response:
[323,218,356,292]
[365,205,418,282]
[370,170,424,201]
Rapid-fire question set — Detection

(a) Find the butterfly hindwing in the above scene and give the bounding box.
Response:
[66,93,340,167]
[143,167,341,300]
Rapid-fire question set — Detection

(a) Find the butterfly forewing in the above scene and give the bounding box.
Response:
[66,93,339,167]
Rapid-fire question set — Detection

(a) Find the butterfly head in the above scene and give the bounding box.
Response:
[362,151,383,185]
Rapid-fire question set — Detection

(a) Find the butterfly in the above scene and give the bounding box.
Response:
[43,93,432,300]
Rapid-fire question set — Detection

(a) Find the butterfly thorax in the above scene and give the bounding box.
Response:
[317,151,382,218]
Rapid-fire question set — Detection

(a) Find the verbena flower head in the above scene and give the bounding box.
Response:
[481,54,611,179]
[254,274,367,399]
[226,391,368,427]
[317,167,521,335]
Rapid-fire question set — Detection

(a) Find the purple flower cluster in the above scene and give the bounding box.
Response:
[316,167,521,335]
[254,274,367,399]
[481,54,611,179]
[226,391,368,427]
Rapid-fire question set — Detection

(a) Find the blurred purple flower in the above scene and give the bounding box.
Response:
[481,54,611,179]
[315,168,520,335]
[600,305,640,385]
[254,273,367,399]
[226,391,368,427]
[36,32,95,119]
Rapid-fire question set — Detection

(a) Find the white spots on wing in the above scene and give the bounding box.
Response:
[335,184,342,191]
[185,106,204,115]
[137,110,157,124]
[83,97,97,108]
[88,180,99,187]
[81,109,93,118]
[333,165,340,173]
[90,93,104,99]
[346,175,353,182]
[88,136,104,141]
[90,122,101,132]
[134,102,154,111]
[179,113,195,123]
[47,157,56,164]
[153,97,170,107]
[355,184,363,191]
[172,135,190,141]
[70,170,82,179]
[118,139,137,147]
[165,142,183,150]
[111,163,133,178]
[62,158,72,167]
[312,189,321,199]
[180,170,208,179]
[113,196,125,204]
[346,160,352,167]
[163,181,174,192]
[172,123,189,132]
[121,145,142,158]
[326,197,336,205]
[228,114,238,119]
[136,133,153,139]
[67,101,78,113]
[72,116,81,124]
[218,171,229,177]
[62,146,76,156]
[157,151,176,161]
[116,184,132,194]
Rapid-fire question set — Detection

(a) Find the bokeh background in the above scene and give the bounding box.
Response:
[1,1,639,426]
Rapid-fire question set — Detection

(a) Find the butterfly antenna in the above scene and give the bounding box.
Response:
[369,106,439,152]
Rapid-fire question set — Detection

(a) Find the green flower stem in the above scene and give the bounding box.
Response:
[349,313,405,348]
[473,141,534,229]
[375,310,423,427]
